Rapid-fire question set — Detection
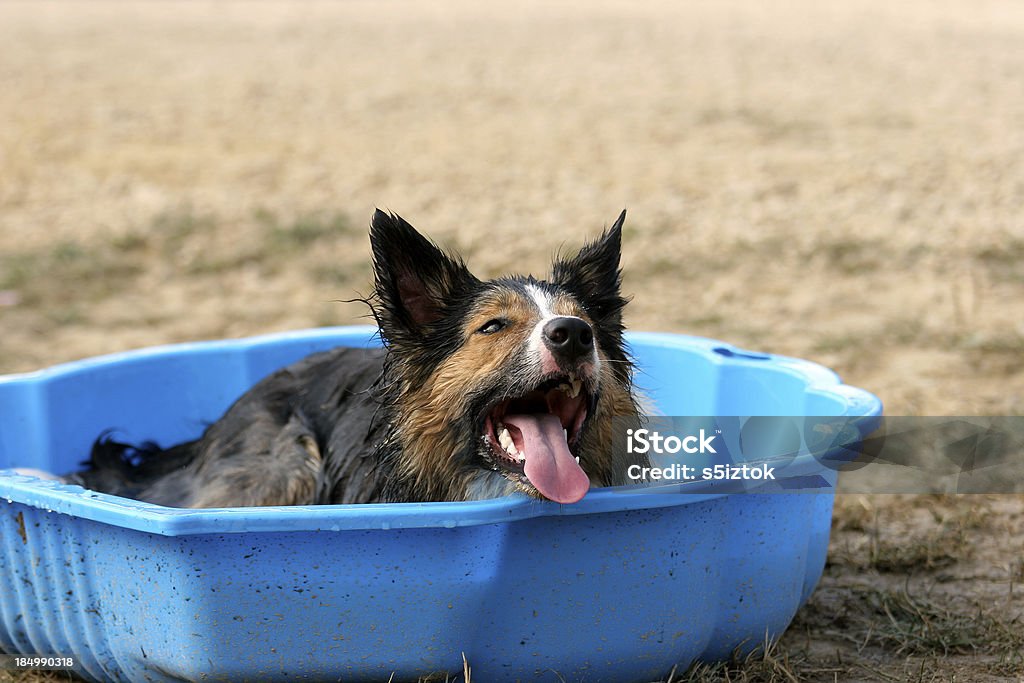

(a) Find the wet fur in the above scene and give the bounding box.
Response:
[68,210,645,507]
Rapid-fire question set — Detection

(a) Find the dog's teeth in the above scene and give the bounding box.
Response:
[498,427,513,449]
[559,380,581,399]
[505,442,518,456]
[563,428,568,441]
[575,455,580,464]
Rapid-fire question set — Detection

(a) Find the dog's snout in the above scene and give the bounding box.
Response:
[542,317,594,361]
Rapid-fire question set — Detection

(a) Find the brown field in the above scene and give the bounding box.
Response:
[1,1,1022,681]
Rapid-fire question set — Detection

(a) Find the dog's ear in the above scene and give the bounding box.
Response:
[369,209,479,342]
[551,210,628,328]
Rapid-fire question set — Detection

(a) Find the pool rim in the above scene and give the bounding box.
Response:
[0,326,882,536]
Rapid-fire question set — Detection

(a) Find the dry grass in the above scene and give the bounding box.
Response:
[0,672,75,683]
[1,1,1023,681]
[675,640,819,683]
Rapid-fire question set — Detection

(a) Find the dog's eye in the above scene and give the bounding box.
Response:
[477,319,507,335]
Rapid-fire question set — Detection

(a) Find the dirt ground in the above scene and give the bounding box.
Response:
[1,1,1022,681]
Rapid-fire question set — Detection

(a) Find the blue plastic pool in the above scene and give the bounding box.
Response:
[0,327,881,682]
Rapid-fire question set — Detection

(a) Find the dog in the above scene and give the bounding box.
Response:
[63,209,645,507]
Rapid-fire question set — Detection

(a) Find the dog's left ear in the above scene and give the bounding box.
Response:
[369,209,480,343]
[551,210,628,328]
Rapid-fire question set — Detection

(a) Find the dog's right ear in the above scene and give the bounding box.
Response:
[369,209,479,343]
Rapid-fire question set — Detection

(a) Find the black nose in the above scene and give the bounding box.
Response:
[542,317,594,362]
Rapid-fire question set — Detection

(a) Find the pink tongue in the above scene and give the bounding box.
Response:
[502,413,590,504]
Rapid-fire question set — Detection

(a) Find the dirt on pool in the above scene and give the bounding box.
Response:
[1,2,1022,681]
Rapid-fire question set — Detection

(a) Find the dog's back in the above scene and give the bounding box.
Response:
[70,347,390,507]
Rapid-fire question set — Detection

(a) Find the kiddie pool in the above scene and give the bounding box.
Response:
[0,327,881,682]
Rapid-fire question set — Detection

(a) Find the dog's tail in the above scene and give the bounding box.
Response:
[66,432,198,500]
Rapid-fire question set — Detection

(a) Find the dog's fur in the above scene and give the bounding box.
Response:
[66,210,645,506]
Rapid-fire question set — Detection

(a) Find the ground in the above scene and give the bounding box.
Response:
[0,1,1022,681]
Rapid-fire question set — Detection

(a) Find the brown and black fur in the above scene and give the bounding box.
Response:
[68,209,645,507]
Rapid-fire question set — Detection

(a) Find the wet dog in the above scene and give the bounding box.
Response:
[66,210,645,506]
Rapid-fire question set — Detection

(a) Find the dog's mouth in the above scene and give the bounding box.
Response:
[481,375,594,504]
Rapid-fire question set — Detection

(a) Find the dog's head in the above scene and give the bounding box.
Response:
[369,209,638,503]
